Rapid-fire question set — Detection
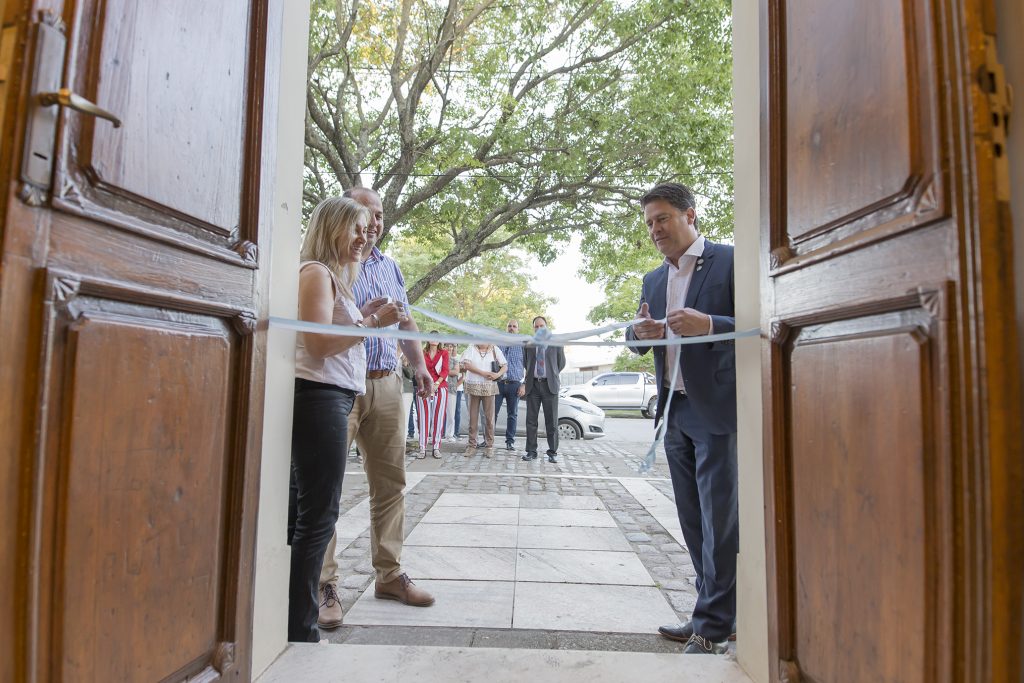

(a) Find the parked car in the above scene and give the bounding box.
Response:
[559,371,659,418]
[456,393,606,441]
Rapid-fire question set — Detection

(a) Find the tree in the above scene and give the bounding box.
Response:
[612,347,655,375]
[390,236,556,334]
[305,0,734,313]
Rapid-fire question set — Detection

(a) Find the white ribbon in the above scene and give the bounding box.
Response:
[268,304,760,474]
[268,315,758,348]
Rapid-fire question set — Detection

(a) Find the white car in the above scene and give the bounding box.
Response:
[457,394,606,440]
[559,371,660,418]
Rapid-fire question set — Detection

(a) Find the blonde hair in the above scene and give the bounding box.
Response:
[301,196,369,300]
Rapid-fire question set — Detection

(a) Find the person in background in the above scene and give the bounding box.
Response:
[453,355,466,440]
[495,320,525,451]
[288,196,399,642]
[416,333,449,458]
[521,316,566,463]
[442,343,459,440]
[402,353,417,440]
[458,342,506,457]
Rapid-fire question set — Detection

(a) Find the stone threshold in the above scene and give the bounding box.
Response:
[257,643,752,683]
[322,624,690,653]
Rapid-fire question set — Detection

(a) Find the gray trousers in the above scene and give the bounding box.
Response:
[663,393,738,641]
[525,378,558,457]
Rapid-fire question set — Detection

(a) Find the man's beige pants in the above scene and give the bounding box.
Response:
[320,372,406,586]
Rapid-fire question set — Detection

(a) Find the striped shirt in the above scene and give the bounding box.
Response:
[352,247,409,372]
[499,344,525,382]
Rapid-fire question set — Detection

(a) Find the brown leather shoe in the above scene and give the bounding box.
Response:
[317,582,343,628]
[374,573,435,606]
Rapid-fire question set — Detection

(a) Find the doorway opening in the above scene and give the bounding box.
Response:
[253,1,766,681]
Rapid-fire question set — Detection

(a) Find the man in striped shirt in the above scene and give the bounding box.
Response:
[317,188,436,629]
[496,320,525,451]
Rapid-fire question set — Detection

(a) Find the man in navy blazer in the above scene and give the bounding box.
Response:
[627,183,737,655]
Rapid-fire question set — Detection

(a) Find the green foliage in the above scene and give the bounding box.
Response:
[306,0,734,319]
[390,235,555,334]
[612,348,655,374]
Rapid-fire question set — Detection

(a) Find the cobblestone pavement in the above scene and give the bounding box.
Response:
[401,436,672,478]
[325,436,699,651]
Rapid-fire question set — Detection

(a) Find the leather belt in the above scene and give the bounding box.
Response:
[366,369,394,379]
[498,378,521,384]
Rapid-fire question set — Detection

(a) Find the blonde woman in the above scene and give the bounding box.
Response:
[458,342,507,456]
[288,197,400,642]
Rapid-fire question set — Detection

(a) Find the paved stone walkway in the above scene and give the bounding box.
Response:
[325,437,703,654]
[400,436,672,478]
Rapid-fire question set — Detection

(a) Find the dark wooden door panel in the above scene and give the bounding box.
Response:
[52,0,257,264]
[788,319,932,683]
[47,213,257,307]
[774,0,944,270]
[87,0,249,230]
[58,312,232,681]
[762,0,1021,681]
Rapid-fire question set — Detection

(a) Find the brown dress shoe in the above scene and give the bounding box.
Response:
[317,582,343,628]
[374,573,435,606]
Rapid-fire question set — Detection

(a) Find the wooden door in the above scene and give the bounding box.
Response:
[761,1,1022,682]
[0,1,282,680]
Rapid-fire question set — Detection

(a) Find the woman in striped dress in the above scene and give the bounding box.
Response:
[416,333,449,458]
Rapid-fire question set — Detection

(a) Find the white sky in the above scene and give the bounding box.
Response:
[529,234,622,370]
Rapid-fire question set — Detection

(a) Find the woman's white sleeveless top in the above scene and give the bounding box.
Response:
[293,261,366,394]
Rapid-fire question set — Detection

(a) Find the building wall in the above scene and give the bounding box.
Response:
[251,2,311,676]
[732,3,770,682]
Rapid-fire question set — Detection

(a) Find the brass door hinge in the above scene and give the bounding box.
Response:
[982,35,1013,202]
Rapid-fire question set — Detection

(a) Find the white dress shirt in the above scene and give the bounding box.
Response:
[663,235,714,391]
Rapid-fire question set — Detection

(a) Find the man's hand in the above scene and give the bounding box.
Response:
[361,297,401,327]
[414,367,434,399]
[666,308,712,337]
[360,296,388,317]
[632,302,666,341]
[517,384,526,398]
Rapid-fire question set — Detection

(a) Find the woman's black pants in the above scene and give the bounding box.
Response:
[287,378,354,642]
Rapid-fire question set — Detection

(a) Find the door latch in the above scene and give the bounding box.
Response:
[18,12,121,207]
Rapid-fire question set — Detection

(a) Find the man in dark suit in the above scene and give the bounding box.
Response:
[520,316,567,463]
[627,182,737,655]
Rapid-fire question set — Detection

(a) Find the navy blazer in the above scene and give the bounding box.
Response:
[626,241,736,434]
